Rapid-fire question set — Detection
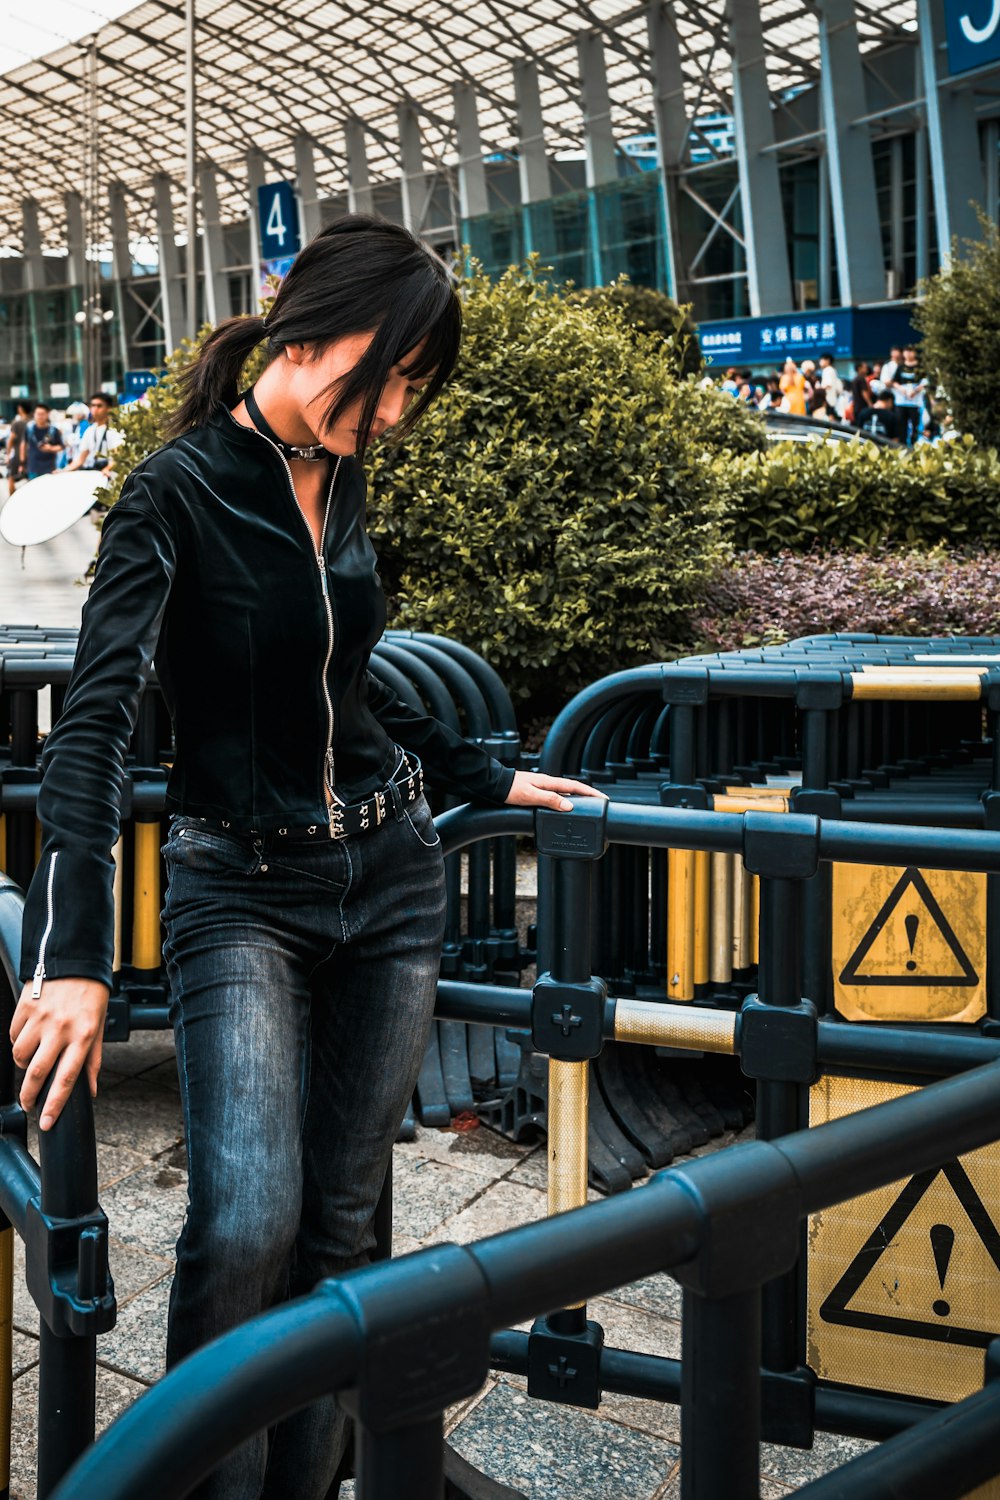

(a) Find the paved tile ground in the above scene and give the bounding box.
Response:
[0,513,880,1496]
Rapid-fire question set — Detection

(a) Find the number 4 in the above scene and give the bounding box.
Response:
[265,191,287,249]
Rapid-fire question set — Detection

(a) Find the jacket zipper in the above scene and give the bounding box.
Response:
[236,422,343,834]
[31,851,58,997]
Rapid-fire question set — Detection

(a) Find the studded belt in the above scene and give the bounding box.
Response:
[201,756,425,844]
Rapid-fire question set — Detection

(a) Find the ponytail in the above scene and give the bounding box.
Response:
[166,314,270,437]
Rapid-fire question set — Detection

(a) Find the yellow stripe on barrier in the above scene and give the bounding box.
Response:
[851,669,985,701]
[694,852,711,989]
[615,998,737,1054]
[751,875,761,967]
[712,794,790,814]
[131,821,162,971]
[666,849,696,1001]
[112,835,124,975]
[710,853,733,986]
[0,1225,12,1495]
[732,855,751,971]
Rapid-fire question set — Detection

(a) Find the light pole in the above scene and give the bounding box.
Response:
[184,0,198,339]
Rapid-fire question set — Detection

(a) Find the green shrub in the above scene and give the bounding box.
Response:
[368,262,762,700]
[715,434,1000,552]
[564,278,703,378]
[915,213,1000,449]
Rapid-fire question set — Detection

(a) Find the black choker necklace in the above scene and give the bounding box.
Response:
[243,388,326,462]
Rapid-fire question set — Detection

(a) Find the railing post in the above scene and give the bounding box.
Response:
[527,800,608,1401]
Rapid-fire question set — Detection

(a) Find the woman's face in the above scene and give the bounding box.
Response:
[285,332,431,457]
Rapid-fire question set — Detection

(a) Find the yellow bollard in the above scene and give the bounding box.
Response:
[131,821,162,973]
[666,849,696,1001]
[710,852,733,987]
[694,851,711,992]
[547,1058,589,1309]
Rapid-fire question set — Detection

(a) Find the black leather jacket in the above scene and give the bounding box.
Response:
[19,402,514,991]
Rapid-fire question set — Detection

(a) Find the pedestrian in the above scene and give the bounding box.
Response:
[892,344,928,445]
[22,402,63,479]
[61,402,91,467]
[855,389,901,443]
[11,213,602,1500]
[64,393,123,480]
[5,400,31,496]
[881,345,902,388]
[779,358,807,415]
[849,361,873,425]
[818,353,845,417]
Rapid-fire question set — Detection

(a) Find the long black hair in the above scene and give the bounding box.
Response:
[168,214,461,457]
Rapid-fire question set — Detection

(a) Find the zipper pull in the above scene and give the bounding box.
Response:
[317,555,329,596]
[31,962,44,999]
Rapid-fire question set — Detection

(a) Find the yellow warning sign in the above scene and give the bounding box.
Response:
[808,1076,1000,1403]
[831,863,986,1023]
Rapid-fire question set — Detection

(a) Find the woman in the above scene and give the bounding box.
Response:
[778,358,807,416]
[11,215,597,1498]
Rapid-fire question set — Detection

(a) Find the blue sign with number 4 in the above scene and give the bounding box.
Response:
[257,182,301,261]
[945,0,1000,73]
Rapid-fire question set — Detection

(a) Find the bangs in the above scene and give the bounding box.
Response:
[318,266,462,457]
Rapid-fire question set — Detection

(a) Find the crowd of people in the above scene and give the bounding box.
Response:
[717,343,938,444]
[1,393,123,496]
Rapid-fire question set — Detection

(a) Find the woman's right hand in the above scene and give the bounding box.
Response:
[10,978,110,1130]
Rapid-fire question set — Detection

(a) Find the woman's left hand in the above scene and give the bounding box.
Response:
[504,770,608,813]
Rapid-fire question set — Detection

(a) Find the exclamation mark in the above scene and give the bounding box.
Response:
[905,914,919,972]
[931,1223,954,1317]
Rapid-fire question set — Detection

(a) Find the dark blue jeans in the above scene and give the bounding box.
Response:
[160,792,447,1499]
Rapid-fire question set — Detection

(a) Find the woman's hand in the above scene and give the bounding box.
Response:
[504,770,608,812]
[10,978,109,1130]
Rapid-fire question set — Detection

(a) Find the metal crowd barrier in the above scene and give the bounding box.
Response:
[0,874,114,1500]
[41,783,1000,1496]
[0,622,527,1134]
[5,793,1000,1492]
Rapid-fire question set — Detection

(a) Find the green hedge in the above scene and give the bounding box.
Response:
[368,263,764,700]
[714,434,1000,552]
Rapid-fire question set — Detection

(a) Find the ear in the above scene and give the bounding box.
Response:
[283,342,309,366]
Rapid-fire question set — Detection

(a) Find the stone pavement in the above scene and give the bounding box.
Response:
[0,507,876,1497]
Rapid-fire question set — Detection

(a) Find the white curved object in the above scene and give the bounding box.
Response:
[0,471,109,547]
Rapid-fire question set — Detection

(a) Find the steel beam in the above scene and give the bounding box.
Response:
[513,59,551,204]
[293,133,323,245]
[197,163,232,326]
[64,192,86,288]
[646,0,687,298]
[918,0,984,262]
[397,102,432,234]
[577,30,618,188]
[246,146,266,310]
[153,174,186,354]
[345,117,374,215]
[816,0,886,303]
[727,0,793,313]
[21,199,43,398]
[453,83,489,222]
[108,182,132,372]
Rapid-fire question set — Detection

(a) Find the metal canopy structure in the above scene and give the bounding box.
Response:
[0,0,921,254]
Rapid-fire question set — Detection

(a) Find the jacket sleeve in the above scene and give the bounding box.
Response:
[363,670,516,805]
[18,478,178,991]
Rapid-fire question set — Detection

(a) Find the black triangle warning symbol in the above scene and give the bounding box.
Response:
[839,867,978,988]
[820,1161,1000,1346]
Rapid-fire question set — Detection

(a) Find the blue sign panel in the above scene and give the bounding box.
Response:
[945,0,1000,74]
[123,370,158,402]
[257,182,301,262]
[698,305,916,369]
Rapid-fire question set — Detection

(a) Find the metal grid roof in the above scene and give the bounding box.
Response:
[0,0,917,254]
